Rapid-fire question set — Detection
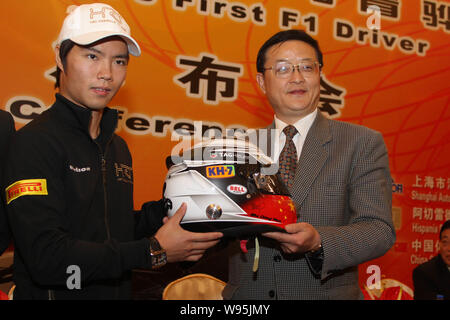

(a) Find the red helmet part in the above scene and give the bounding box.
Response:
[240,194,297,229]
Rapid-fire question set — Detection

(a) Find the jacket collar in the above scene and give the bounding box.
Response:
[53,93,118,142]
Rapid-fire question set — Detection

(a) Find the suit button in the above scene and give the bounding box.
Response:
[268,290,275,298]
[273,255,281,262]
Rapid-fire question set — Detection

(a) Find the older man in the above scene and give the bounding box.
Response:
[223,30,395,300]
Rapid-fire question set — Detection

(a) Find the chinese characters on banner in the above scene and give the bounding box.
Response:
[410,175,450,263]
[360,0,401,19]
[421,0,450,32]
[174,54,243,105]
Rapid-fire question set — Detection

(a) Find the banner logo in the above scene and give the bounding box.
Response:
[6,179,48,204]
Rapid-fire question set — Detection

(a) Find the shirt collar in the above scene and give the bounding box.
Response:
[274,109,318,138]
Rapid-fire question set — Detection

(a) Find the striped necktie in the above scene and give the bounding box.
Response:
[278,125,298,189]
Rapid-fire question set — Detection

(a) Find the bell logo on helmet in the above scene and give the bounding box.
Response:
[206,165,235,178]
[227,184,247,195]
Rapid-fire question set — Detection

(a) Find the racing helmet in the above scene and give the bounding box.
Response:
[163,138,297,238]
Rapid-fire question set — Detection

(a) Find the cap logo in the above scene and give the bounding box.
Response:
[88,6,127,33]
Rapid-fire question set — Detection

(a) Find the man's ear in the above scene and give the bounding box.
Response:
[256,73,266,94]
[54,46,64,72]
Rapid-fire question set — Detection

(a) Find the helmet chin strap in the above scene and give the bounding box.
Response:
[239,237,260,273]
[253,237,260,273]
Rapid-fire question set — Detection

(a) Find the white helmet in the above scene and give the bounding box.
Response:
[163,138,297,238]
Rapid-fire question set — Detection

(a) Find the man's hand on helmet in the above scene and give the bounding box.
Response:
[262,222,321,254]
[154,203,223,262]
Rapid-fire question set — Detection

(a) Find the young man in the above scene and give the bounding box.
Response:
[0,110,15,255]
[3,3,222,299]
[413,220,450,300]
[223,30,395,300]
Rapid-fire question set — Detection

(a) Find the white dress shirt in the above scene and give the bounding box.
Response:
[273,109,318,163]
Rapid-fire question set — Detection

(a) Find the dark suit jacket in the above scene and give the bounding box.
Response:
[0,110,15,254]
[413,254,450,300]
[224,111,396,300]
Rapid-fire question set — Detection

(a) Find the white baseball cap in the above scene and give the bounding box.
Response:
[56,3,141,56]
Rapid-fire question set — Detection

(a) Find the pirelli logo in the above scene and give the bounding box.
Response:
[5,179,48,204]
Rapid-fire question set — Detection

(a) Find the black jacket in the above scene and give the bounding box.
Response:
[413,254,450,300]
[4,94,163,299]
[0,110,15,254]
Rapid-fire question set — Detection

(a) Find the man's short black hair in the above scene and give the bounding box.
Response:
[440,220,450,240]
[55,39,76,89]
[256,29,323,73]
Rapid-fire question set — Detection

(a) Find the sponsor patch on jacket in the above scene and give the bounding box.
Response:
[5,179,48,204]
[115,163,133,184]
[69,165,91,173]
[206,165,235,178]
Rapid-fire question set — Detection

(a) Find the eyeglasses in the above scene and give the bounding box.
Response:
[264,60,321,78]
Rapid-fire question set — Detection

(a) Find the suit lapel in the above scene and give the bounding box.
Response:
[291,112,332,206]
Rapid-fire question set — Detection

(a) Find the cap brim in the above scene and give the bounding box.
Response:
[70,31,141,57]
